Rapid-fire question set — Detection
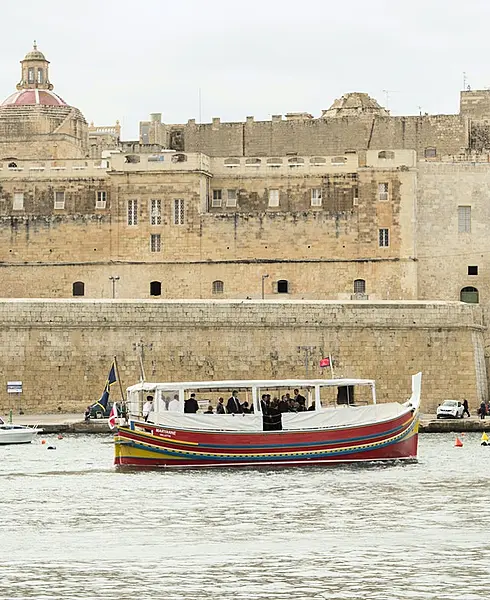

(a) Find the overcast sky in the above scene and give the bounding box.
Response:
[1,0,489,139]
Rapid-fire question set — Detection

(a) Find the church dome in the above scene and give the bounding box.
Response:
[1,89,67,107]
[23,47,46,61]
[322,92,389,118]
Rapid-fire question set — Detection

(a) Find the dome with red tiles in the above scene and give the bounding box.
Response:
[1,89,67,107]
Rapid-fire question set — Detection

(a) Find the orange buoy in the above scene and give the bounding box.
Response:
[41,439,46,445]
[57,434,63,440]
[455,436,463,447]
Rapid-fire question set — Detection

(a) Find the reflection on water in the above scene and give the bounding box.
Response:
[1,434,490,599]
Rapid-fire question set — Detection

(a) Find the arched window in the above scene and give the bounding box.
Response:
[460,286,479,303]
[277,280,289,294]
[212,280,224,295]
[8,162,17,169]
[72,281,85,296]
[150,281,162,297]
[353,279,366,294]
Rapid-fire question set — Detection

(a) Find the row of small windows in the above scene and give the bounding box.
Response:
[12,191,107,211]
[73,279,367,297]
[73,281,480,303]
[127,199,185,226]
[211,184,390,209]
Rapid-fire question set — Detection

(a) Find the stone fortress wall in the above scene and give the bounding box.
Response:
[0,299,485,415]
[2,47,490,411]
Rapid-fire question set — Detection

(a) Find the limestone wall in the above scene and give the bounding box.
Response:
[0,299,485,415]
[182,115,468,159]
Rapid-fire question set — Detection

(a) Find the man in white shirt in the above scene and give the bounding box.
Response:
[142,395,154,422]
[168,394,181,412]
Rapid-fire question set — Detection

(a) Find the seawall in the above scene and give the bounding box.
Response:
[0,299,486,414]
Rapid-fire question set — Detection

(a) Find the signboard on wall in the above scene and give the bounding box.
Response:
[7,381,22,394]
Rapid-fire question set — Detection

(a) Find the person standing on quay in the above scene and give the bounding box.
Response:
[462,399,470,418]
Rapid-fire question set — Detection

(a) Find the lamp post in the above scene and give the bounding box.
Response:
[261,274,269,300]
[109,276,120,299]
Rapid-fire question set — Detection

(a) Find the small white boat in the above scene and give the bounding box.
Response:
[0,417,43,445]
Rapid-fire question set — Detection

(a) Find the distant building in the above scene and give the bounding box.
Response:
[0,44,489,320]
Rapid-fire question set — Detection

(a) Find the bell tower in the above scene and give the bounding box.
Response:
[16,41,53,91]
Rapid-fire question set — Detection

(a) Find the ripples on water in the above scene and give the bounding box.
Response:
[1,434,490,599]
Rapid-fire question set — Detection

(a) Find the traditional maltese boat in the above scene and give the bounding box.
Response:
[114,373,422,469]
[0,417,43,445]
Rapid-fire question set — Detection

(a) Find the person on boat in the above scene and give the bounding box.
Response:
[216,397,226,414]
[278,395,289,413]
[184,393,199,413]
[241,401,251,414]
[294,389,307,410]
[462,398,470,418]
[226,391,243,414]
[168,394,180,411]
[143,396,154,422]
[203,405,214,414]
[307,401,316,411]
[260,394,269,415]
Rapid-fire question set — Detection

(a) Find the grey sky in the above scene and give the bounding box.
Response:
[1,0,489,139]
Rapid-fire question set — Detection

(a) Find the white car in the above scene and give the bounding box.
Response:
[436,400,464,419]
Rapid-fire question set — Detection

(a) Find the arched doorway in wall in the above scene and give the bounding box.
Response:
[150,281,162,297]
[72,281,85,296]
[460,286,479,303]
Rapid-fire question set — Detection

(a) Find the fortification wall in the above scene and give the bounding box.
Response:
[182,115,468,158]
[0,299,485,415]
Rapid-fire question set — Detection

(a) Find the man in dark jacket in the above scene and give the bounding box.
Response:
[184,393,199,413]
[226,391,242,414]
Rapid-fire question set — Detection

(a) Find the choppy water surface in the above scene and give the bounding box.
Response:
[1,433,489,599]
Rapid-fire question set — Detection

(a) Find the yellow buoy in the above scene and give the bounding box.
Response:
[482,432,489,443]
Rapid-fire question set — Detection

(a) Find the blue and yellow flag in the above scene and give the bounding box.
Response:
[94,362,117,411]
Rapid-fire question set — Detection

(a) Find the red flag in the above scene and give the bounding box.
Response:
[319,357,331,368]
[108,402,118,430]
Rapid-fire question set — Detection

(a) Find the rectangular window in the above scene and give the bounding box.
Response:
[174,198,185,225]
[127,199,138,225]
[468,265,478,276]
[150,233,161,252]
[458,206,471,233]
[150,199,162,225]
[378,228,389,247]
[28,68,35,83]
[37,69,44,84]
[96,190,107,209]
[212,189,222,208]
[311,188,322,206]
[268,189,280,207]
[54,191,65,210]
[378,182,389,201]
[226,189,237,207]
[13,192,24,211]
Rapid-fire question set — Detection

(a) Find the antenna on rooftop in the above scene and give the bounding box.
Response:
[382,89,398,110]
[198,87,202,124]
[463,72,467,91]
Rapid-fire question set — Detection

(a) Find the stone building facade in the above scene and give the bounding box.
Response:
[1,45,490,409]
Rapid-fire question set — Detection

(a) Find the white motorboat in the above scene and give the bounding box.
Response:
[0,417,43,444]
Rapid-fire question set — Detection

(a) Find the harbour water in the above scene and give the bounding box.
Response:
[1,433,489,600]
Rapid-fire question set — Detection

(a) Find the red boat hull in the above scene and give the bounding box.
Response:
[114,409,419,469]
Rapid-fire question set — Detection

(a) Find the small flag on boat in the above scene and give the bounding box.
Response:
[94,361,117,412]
[319,357,331,368]
[108,402,118,430]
